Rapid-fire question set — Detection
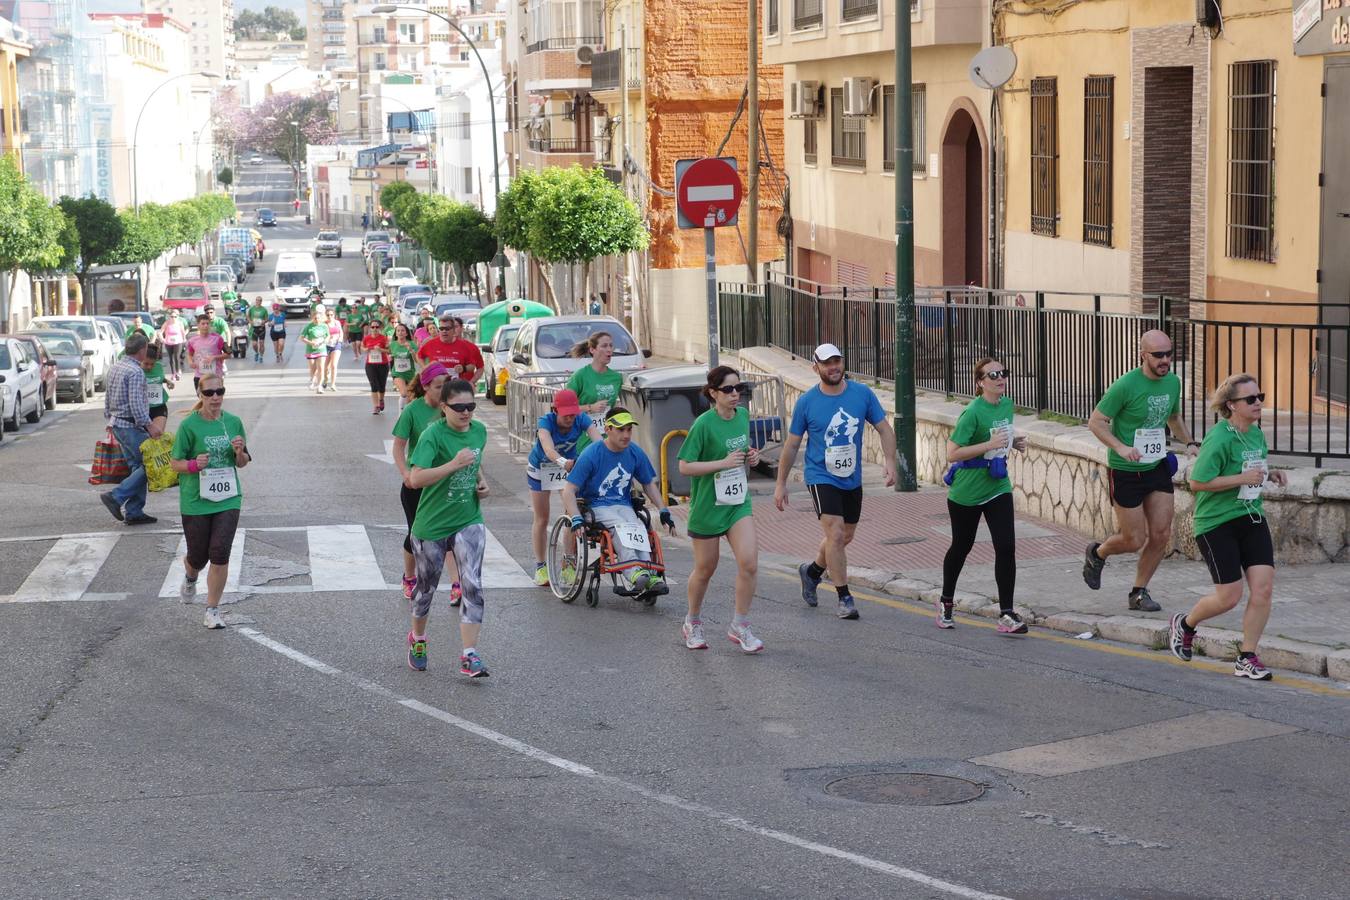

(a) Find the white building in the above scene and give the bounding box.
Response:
[433,43,505,214]
[142,0,238,79]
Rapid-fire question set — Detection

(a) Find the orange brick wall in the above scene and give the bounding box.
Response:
[520,49,592,86]
[645,0,784,272]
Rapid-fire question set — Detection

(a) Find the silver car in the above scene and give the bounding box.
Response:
[506,315,649,380]
[315,231,343,258]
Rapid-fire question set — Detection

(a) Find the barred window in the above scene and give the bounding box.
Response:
[1030,77,1058,237]
[882,84,925,174]
[842,0,877,23]
[793,0,822,29]
[766,0,778,35]
[804,118,817,166]
[830,87,865,167]
[1083,75,1114,247]
[1227,60,1276,262]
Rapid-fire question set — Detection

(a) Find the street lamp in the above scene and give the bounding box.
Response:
[133,70,221,212]
[370,4,507,295]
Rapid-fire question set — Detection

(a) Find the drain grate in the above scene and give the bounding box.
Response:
[879,536,926,545]
[823,773,985,806]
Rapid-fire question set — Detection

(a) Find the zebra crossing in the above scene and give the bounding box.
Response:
[0,523,535,604]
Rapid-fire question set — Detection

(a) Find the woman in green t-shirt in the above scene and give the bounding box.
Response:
[939,357,1027,634]
[1167,373,1287,681]
[566,331,624,454]
[300,306,330,394]
[676,366,763,653]
[389,323,418,410]
[169,373,251,630]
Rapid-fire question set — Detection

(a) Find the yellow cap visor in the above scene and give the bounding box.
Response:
[606,411,637,429]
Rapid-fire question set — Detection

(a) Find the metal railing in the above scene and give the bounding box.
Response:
[591,49,621,91]
[525,36,602,54]
[527,137,591,153]
[718,275,1350,463]
[506,371,570,454]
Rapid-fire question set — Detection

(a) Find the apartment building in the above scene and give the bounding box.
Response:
[0,15,29,165]
[308,0,356,72]
[142,0,238,79]
[434,42,506,213]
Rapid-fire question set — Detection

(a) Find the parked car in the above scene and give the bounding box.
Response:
[107,310,166,332]
[204,266,234,300]
[362,230,391,256]
[482,322,523,406]
[256,207,277,226]
[161,281,211,317]
[222,255,247,284]
[368,246,393,273]
[314,231,343,258]
[11,334,58,411]
[20,328,93,401]
[95,316,128,343]
[506,315,649,381]
[0,336,46,431]
[28,316,115,390]
[381,267,418,303]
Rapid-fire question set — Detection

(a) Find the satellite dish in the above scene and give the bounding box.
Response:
[969,46,1017,90]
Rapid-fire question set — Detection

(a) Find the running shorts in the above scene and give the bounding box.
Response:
[148,404,168,420]
[1196,515,1274,585]
[807,483,863,524]
[250,325,266,340]
[365,362,389,392]
[270,328,286,341]
[1108,459,1174,509]
[182,507,241,570]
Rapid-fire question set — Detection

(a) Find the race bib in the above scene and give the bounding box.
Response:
[1238,459,1267,502]
[1133,428,1166,463]
[984,425,1013,460]
[616,523,650,551]
[199,358,219,375]
[714,466,748,506]
[148,383,164,406]
[368,350,384,364]
[825,443,857,477]
[201,466,238,502]
[537,461,568,491]
[393,356,413,373]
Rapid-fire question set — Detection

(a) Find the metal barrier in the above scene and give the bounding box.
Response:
[741,373,788,465]
[505,371,570,454]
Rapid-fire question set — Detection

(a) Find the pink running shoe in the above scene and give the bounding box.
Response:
[401,575,416,600]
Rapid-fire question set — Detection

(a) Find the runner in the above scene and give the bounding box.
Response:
[268,303,287,362]
[526,388,601,586]
[140,343,170,435]
[204,303,230,342]
[129,314,157,342]
[1082,329,1199,611]
[937,357,1028,634]
[406,378,490,676]
[773,343,897,620]
[323,305,344,392]
[362,319,391,414]
[300,306,329,394]
[676,366,764,653]
[389,323,418,410]
[159,309,186,383]
[334,297,351,342]
[414,309,436,346]
[416,315,484,385]
[346,298,366,359]
[565,331,624,454]
[186,314,227,392]
[1168,374,1286,680]
[561,408,676,596]
[170,373,251,629]
[393,363,460,602]
[247,296,269,363]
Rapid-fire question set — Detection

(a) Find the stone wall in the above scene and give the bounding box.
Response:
[733,346,1350,564]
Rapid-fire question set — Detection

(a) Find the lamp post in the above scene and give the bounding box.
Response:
[370,4,507,295]
[133,70,221,212]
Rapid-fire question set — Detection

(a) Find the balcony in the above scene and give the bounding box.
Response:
[520,140,594,172]
[588,48,640,104]
[525,35,601,54]
[322,10,343,20]
[520,39,597,92]
[528,137,592,153]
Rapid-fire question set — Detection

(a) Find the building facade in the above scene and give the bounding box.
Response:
[0,15,29,165]
[142,0,238,79]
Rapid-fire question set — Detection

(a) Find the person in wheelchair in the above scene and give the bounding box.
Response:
[561,408,676,595]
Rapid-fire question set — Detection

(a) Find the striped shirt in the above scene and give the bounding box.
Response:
[104,356,151,429]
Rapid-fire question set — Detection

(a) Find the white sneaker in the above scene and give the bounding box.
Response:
[727,622,764,653]
[179,575,197,603]
[203,607,226,629]
[682,620,708,650]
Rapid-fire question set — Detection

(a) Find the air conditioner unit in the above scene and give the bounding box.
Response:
[842,77,876,116]
[591,116,610,141]
[789,80,820,119]
[1196,0,1221,28]
[575,44,596,65]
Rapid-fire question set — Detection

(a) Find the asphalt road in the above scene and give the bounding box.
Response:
[1,169,1347,899]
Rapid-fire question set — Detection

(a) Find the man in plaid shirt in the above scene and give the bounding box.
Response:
[101,333,164,525]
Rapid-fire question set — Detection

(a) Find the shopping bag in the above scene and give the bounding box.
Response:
[89,429,129,485]
[141,432,178,493]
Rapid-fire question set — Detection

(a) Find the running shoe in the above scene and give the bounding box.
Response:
[1168,612,1194,661]
[1082,542,1105,590]
[682,620,708,650]
[203,607,226,629]
[645,573,669,597]
[837,595,859,620]
[449,582,463,608]
[1234,654,1273,681]
[534,564,550,587]
[459,650,490,678]
[936,600,955,629]
[180,575,197,603]
[560,558,577,585]
[727,622,764,653]
[798,562,821,607]
[1128,587,1162,612]
[407,631,428,672]
[997,610,1028,635]
[401,575,416,600]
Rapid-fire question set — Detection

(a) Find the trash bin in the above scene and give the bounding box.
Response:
[621,365,713,498]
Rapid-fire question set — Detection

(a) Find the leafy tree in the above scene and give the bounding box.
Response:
[423,201,496,287]
[57,194,125,299]
[391,191,429,242]
[217,166,233,189]
[495,171,554,308]
[235,6,302,40]
[0,155,66,319]
[380,182,416,222]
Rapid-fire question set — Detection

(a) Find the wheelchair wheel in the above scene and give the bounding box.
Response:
[585,582,600,607]
[547,515,587,603]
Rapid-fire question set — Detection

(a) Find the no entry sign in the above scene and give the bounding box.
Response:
[675,157,743,229]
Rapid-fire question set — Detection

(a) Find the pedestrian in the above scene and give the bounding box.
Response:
[362,320,391,414]
[247,295,268,363]
[99,332,164,526]
[494,285,505,303]
[773,343,897,620]
[347,298,366,359]
[130,314,157,342]
[186,314,227,392]
[677,366,764,653]
[937,357,1028,634]
[268,303,287,362]
[413,311,436,347]
[1082,329,1199,611]
[301,306,329,394]
[526,388,601,586]
[324,304,344,391]
[159,310,186,383]
[362,211,370,230]
[204,303,230,342]
[1168,374,1286,680]
[406,378,490,676]
[416,315,483,384]
[170,373,250,629]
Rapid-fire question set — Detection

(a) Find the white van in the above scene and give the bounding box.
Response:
[270,252,321,315]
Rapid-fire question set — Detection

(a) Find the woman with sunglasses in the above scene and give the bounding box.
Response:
[300,306,330,394]
[393,363,460,602]
[170,374,250,630]
[937,357,1028,634]
[267,303,287,362]
[389,322,418,410]
[1168,374,1286,681]
[361,320,391,414]
[406,379,490,677]
[676,366,764,653]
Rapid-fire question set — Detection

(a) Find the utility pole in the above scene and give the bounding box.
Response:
[893,5,918,491]
[746,0,759,287]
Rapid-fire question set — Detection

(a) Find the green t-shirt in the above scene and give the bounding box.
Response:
[172,411,246,516]
[131,323,157,340]
[336,305,351,323]
[348,306,367,330]
[145,361,167,407]
[209,316,230,339]
[301,322,329,353]
[409,418,487,540]
[1191,422,1268,536]
[389,339,416,375]
[1096,367,1181,472]
[393,396,441,460]
[947,395,1014,507]
[248,305,268,326]
[567,365,624,453]
[678,407,753,536]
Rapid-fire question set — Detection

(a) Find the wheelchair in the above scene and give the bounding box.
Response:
[546,495,668,608]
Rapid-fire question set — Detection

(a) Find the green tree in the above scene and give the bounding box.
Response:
[57,194,125,300]
[380,182,416,221]
[0,156,66,322]
[495,171,553,307]
[217,166,233,189]
[422,200,496,288]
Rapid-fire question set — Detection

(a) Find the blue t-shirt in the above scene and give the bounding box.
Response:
[268,312,286,330]
[567,440,657,508]
[527,411,594,476]
[789,379,886,490]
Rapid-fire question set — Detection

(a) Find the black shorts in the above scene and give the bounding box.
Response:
[365,362,389,392]
[149,404,168,420]
[1108,459,1173,509]
[807,483,863,524]
[1197,515,1274,585]
[401,484,422,554]
[250,325,266,340]
[182,507,241,570]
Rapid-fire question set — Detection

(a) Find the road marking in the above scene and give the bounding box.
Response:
[236,627,1009,900]
[482,527,537,587]
[307,524,386,591]
[157,529,247,598]
[1,534,119,603]
[366,439,395,465]
[970,710,1300,777]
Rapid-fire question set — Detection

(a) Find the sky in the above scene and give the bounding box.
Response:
[85,0,306,14]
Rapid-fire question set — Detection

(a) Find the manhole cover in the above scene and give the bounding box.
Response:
[823,773,985,806]
[879,536,926,545]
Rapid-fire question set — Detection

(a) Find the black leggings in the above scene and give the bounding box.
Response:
[365,362,389,393]
[401,484,422,554]
[942,492,1017,611]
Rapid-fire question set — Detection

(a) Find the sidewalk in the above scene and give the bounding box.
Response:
[669,465,1350,683]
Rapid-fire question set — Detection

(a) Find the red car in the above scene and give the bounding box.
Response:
[162,280,210,314]
[11,333,58,411]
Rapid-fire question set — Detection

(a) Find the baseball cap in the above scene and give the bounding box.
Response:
[552,389,582,416]
[605,410,637,429]
[813,343,843,362]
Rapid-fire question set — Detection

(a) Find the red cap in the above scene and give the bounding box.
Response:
[552,389,582,416]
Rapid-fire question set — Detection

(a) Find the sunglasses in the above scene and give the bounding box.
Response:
[446,402,476,413]
[439,326,454,332]
[1146,350,1174,359]
[981,369,1009,380]
[1234,392,1266,405]
[715,383,752,396]
[200,387,226,397]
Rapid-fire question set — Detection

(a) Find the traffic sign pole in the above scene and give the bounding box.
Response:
[674,157,743,368]
[705,222,719,368]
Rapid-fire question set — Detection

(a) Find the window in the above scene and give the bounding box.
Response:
[804,118,817,165]
[766,0,778,35]
[830,87,866,167]
[793,0,822,29]
[883,84,926,174]
[398,23,417,42]
[841,0,877,22]
[463,167,474,194]
[1083,75,1114,247]
[458,111,471,139]
[1227,60,1276,262]
[372,26,385,43]
[1030,77,1058,237]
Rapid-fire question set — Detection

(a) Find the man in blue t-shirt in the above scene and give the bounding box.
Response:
[563,408,676,594]
[774,343,897,620]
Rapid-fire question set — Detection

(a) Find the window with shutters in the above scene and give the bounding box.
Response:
[841,0,877,23]
[1082,75,1113,247]
[766,0,778,35]
[1227,60,1276,262]
[830,87,865,167]
[804,118,817,166]
[1030,77,1058,237]
[882,84,926,174]
[793,0,822,30]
